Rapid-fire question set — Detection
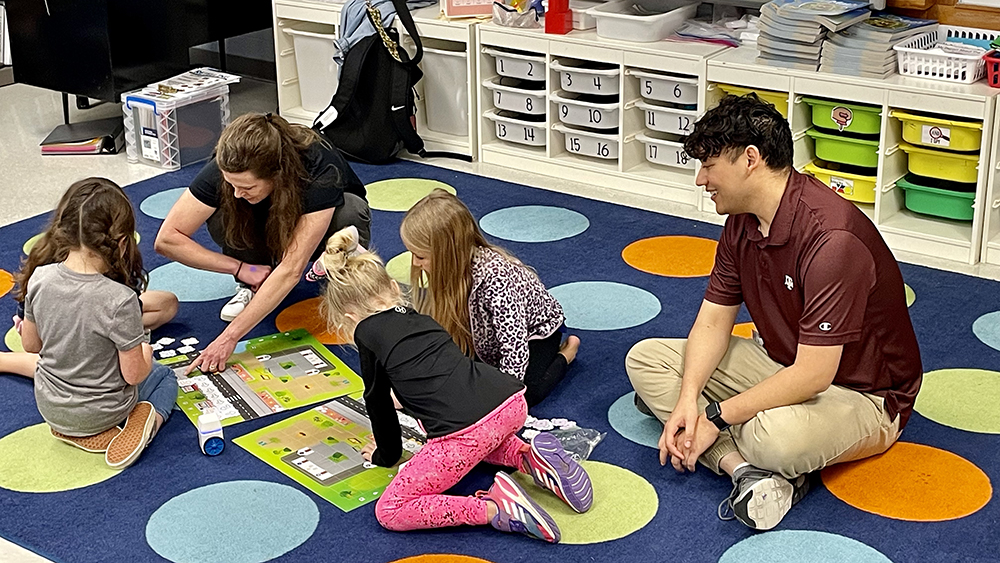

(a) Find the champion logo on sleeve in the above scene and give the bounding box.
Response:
[819,322,832,332]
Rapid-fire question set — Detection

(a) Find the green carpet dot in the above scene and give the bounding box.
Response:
[915,369,1000,434]
[4,326,23,353]
[0,423,119,492]
[366,179,456,212]
[386,252,413,286]
[512,461,657,544]
[913,369,1000,434]
[385,252,427,288]
[905,284,915,307]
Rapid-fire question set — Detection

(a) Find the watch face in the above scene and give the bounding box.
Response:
[707,402,721,419]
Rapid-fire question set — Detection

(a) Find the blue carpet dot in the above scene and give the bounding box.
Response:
[479,206,589,243]
[146,480,319,563]
[608,392,661,449]
[147,262,237,302]
[140,187,188,220]
[719,530,893,563]
[973,311,1000,352]
[549,281,660,331]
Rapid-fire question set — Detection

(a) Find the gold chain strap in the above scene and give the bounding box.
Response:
[366,1,403,63]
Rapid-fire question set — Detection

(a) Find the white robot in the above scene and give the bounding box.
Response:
[197,412,225,456]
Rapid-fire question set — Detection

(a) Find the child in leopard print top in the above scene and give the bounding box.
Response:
[400,189,580,407]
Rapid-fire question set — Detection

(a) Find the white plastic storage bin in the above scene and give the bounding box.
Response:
[483,47,546,81]
[485,109,546,147]
[552,91,619,130]
[551,59,621,96]
[422,42,470,137]
[282,26,340,113]
[553,122,620,160]
[483,77,546,115]
[627,69,698,106]
[635,100,698,136]
[894,25,1000,84]
[588,1,699,43]
[636,132,695,169]
[123,69,239,170]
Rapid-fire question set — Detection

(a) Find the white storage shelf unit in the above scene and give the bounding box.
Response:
[272,2,478,158]
[707,46,997,266]
[273,0,341,126]
[476,21,726,209]
[983,108,1000,265]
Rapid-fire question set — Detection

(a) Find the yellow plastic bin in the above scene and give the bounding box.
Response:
[899,142,980,183]
[890,110,983,152]
[717,84,788,118]
[803,161,877,203]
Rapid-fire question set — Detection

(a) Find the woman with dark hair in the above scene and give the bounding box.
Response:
[154,112,370,375]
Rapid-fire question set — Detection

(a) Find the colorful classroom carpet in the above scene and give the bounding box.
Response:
[1,160,998,563]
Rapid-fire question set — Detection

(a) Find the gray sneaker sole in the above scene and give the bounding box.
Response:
[732,475,794,531]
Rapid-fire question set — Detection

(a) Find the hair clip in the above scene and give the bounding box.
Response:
[305,241,369,283]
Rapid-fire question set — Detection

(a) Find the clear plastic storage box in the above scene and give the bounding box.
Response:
[123,68,240,170]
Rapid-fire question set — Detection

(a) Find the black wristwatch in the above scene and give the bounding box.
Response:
[705,401,730,431]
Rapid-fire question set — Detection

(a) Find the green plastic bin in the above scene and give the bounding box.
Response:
[802,97,882,135]
[806,128,881,168]
[896,174,975,221]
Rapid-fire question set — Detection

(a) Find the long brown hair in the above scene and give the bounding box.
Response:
[215,112,326,261]
[15,178,146,301]
[399,189,526,356]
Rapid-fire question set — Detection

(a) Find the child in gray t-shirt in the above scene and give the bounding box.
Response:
[6,178,179,470]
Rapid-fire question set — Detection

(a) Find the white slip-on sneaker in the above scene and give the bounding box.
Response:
[220,285,254,322]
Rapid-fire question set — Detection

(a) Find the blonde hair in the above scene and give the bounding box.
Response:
[319,228,407,343]
[16,178,146,302]
[399,189,529,356]
[215,112,328,262]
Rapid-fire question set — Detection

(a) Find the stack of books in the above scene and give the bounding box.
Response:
[757,0,871,71]
[821,13,938,79]
[40,116,125,156]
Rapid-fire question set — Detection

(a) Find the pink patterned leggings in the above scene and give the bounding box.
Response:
[375,391,528,531]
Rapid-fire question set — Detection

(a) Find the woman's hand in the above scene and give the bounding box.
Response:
[184,334,238,376]
[361,442,377,462]
[237,263,272,291]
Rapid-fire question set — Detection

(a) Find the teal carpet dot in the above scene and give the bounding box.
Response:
[146,480,319,563]
[147,262,237,302]
[140,187,188,220]
[479,206,589,243]
[608,392,661,449]
[719,530,893,563]
[550,281,660,331]
[973,311,1000,352]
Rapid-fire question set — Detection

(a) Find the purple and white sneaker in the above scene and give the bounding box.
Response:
[522,432,593,513]
[482,472,561,543]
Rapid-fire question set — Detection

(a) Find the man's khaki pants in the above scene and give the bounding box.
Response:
[625,336,901,478]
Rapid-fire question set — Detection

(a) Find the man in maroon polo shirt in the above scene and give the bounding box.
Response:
[626,94,922,531]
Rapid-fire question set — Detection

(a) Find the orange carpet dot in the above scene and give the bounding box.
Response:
[622,236,717,278]
[275,297,346,346]
[822,442,992,522]
[732,322,756,339]
[390,556,494,563]
[0,270,13,299]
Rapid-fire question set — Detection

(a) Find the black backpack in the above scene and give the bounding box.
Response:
[314,0,469,164]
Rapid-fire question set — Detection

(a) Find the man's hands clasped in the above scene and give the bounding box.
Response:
[659,398,721,473]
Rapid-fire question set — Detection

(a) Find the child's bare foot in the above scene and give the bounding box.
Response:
[558,335,580,364]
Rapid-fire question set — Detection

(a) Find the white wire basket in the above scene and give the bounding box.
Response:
[894,25,1000,84]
